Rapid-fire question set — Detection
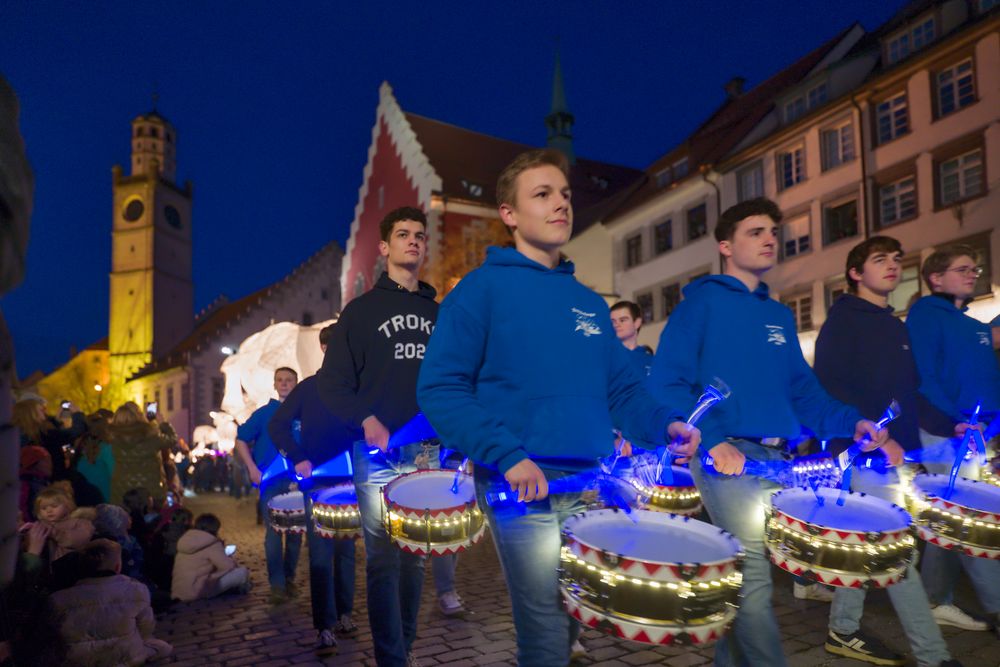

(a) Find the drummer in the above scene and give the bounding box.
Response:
[234,367,302,606]
[317,206,439,667]
[418,148,700,667]
[907,244,1000,635]
[648,198,886,667]
[814,236,958,666]
[270,324,358,653]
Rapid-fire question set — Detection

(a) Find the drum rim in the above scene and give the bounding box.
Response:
[911,473,1000,519]
[770,486,912,540]
[382,468,478,518]
[563,507,743,569]
[311,482,359,509]
[268,490,306,513]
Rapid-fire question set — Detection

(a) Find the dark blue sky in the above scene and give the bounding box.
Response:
[2,0,907,376]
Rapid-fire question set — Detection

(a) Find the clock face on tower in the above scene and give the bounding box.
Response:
[164,205,182,230]
[122,197,144,222]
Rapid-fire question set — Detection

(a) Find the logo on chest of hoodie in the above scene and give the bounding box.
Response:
[978,331,991,346]
[571,308,602,337]
[765,324,786,346]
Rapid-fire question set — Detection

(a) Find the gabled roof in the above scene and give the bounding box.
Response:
[404,112,644,234]
[608,25,856,221]
[127,240,343,381]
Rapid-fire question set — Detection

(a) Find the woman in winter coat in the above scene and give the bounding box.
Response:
[105,402,176,506]
[12,398,86,481]
[73,410,115,503]
[171,513,249,602]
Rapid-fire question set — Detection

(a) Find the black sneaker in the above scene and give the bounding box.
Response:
[825,630,905,666]
[315,629,337,655]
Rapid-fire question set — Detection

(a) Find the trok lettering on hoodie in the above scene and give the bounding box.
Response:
[377,314,435,338]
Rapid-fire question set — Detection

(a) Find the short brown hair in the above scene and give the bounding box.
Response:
[319,324,336,348]
[715,198,782,242]
[610,300,641,322]
[274,366,298,380]
[921,244,977,291]
[845,236,903,294]
[379,207,426,242]
[82,538,122,573]
[496,148,570,209]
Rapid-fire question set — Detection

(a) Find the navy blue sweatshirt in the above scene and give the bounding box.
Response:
[814,294,952,452]
[269,374,355,465]
[317,272,438,434]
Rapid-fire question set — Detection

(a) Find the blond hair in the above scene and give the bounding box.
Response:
[495,148,570,209]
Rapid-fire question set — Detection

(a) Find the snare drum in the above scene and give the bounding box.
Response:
[311,484,362,540]
[766,487,914,588]
[560,508,743,646]
[267,491,307,535]
[634,466,702,516]
[909,473,1000,559]
[382,469,485,556]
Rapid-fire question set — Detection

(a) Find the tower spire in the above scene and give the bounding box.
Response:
[545,46,575,165]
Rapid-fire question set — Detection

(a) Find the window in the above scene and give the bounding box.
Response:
[825,282,849,311]
[167,386,175,412]
[781,214,811,259]
[737,162,764,202]
[672,158,689,180]
[782,294,814,331]
[784,83,827,122]
[154,390,161,409]
[181,382,190,409]
[302,311,314,326]
[636,293,654,324]
[686,204,707,241]
[936,60,976,117]
[939,149,983,206]
[784,97,806,123]
[151,127,159,138]
[808,83,828,109]
[777,144,805,190]
[821,122,855,171]
[888,262,921,313]
[654,220,673,255]
[879,177,917,227]
[876,93,909,144]
[211,378,224,410]
[655,169,673,188]
[320,288,329,301]
[625,234,643,268]
[823,200,858,245]
[661,283,682,318]
[886,17,935,64]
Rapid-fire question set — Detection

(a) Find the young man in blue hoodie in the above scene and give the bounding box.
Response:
[815,236,959,667]
[906,245,1000,635]
[648,198,886,667]
[417,148,700,667]
[234,367,301,605]
[610,300,653,376]
[317,207,439,667]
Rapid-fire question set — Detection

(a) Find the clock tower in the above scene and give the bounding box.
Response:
[108,110,193,388]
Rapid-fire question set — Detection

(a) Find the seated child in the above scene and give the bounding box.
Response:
[122,487,157,548]
[171,513,249,601]
[92,503,145,581]
[148,507,193,591]
[49,539,172,666]
[33,485,93,561]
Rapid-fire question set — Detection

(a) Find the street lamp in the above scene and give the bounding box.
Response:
[94,383,103,409]
[221,345,236,356]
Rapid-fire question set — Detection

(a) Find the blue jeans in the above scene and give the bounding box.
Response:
[475,466,587,667]
[690,440,787,667]
[917,430,1000,614]
[353,440,439,667]
[432,553,458,595]
[828,465,950,667]
[259,476,303,590]
[302,480,356,630]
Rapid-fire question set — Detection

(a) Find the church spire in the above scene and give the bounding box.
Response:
[545,48,575,165]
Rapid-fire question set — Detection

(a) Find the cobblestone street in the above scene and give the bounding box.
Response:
[152,492,997,666]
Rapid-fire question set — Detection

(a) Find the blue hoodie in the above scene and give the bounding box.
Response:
[906,294,1000,424]
[648,275,862,452]
[236,399,285,468]
[417,246,683,474]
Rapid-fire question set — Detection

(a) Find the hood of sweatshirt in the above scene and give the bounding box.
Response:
[176,529,219,555]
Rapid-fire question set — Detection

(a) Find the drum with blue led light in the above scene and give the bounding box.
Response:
[382,469,485,556]
[311,484,362,540]
[267,491,307,535]
[560,508,743,646]
[633,465,702,516]
[909,473,1000,559]
[766,487,915,588]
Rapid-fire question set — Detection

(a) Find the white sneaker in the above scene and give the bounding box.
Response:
[438,591,464,616]
[793,581,835,602]
[570,639,587,660]
[931,604,989,631]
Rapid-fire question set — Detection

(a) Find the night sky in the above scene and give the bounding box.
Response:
[2,1,907,376]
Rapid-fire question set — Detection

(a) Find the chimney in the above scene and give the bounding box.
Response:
[724,76,746,100]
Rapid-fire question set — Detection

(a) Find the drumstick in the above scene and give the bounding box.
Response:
[944,402,987,500]
[658,377,732,482]
[450,457,470,494]
[836,399,901,506]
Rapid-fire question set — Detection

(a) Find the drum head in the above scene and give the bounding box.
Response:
[913,474,1000,514]
[269,491,304,511]
[312,484,357,505]
[565,509,739,564]
[386,470,475,509]
[773,487,910,533]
